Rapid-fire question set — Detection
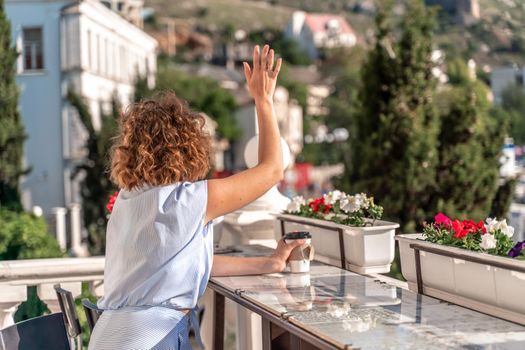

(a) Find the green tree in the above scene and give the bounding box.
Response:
[501,84,525,145]
[0,0,26,210]
[0,209,62,260]
[248,29,312,66]
[350,0,439,231]
[68,91,118,255]
[434,79,508,220]
[135,64,240,140]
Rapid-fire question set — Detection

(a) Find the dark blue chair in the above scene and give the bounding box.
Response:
[0,312,70,350]
[53,284,81,349]
[81,299,103,333]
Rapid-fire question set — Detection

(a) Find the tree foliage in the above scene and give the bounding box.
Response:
[135,65,240,140]
[501,84,525,145]
[347,1,510,231]
[248,29,312,66]
[350,0,440,231]
[0,209,62,260]
[434,79,508,221]
[0,0,26,210]
[68,91,118,255]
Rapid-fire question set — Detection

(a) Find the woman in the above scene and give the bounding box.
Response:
[88,45,304,349]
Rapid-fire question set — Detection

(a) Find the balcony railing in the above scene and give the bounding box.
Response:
[0,256,104,328]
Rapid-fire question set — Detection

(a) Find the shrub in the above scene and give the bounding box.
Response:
[0,209,63,260]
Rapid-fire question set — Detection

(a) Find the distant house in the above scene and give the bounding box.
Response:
[490,66,525,104]
[285,11,356,60]
[284,65,331,116]
[6,0,158,215]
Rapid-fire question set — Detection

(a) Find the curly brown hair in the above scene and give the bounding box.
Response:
[110,91,211,191]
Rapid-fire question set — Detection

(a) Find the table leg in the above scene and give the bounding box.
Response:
[212,291,225,350]
[289,333,301,350]
[262,318,272,350]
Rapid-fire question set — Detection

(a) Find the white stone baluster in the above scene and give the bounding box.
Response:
[88,280,104,298]
[0,285,27,328]
[52,207,68,251]
[69,203,87,257]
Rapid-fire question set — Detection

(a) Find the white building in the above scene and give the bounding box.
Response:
[490,66,525,104]
[285,11,357,60]
[6,0,158,215]
[100,0,144,28]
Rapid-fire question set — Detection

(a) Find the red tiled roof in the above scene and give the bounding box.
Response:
[304,14,354,34]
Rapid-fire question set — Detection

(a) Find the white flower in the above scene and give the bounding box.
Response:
[286,196,305,213]
[496,219,514,238]
[484,217,498,234]
[480,233,497,250]
[340,195,360,213]
[323,190,343,205]
[355,193,369,209]
[485,218,515,238]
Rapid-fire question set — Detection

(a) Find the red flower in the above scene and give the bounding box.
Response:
[106,191,119,214]
[434,212,452,226]
[451,219,482,238]
[309,197,324,213]
[461,220,477,234]
[476,220,487,234]
[309,197,332,214]
[452,219,467,238]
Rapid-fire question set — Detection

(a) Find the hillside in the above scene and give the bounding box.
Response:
[144,0,525,67]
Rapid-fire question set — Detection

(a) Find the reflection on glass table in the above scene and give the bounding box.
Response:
[211,260,525,349]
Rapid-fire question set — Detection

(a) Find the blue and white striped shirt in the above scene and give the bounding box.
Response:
[89,181,213,349]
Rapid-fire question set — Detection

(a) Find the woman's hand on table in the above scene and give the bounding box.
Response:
[270,238,306,272]
[210,239,306,277]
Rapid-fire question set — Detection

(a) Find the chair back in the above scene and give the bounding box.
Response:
[82,299,103,333]
[53,284,81,338]
[0,312,70,350]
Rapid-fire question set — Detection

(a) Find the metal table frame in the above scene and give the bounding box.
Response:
[209,280,352,350]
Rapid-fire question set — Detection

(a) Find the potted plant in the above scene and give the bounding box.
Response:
[275,191,399,274]
[397,213,525,325]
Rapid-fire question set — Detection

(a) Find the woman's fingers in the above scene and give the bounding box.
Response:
[261,44,270,69]
[253,45,260,70]
[271,58,282,78]
[267,49,274,71]
[243,62,252,81]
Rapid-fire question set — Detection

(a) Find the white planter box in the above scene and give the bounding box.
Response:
[275,214,399,274]
[397,234,525,325]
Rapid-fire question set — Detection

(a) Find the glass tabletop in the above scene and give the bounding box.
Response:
[211,246,525,350]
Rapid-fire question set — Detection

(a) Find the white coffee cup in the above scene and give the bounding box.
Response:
[284,232,314,273]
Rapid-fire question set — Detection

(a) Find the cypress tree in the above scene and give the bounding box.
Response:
[351,0,439,231]
[0,0,26,210]
[435,61,510,221]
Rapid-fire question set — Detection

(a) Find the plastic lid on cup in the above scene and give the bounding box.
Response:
[283,231,312,240]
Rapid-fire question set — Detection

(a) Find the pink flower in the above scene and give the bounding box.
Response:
[434,212,452,226]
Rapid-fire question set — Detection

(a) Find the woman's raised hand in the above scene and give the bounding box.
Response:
[243,44,283,102]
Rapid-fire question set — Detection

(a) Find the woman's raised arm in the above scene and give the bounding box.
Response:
[205,44,283,224]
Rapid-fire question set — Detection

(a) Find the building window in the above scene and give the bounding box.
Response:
[23,27,44,71]
[87,30,92,69]
[96,34,101,73]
